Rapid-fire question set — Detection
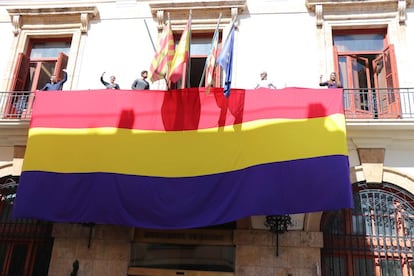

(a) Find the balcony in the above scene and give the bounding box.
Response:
[1,89,414,121]
[0,88,414,122]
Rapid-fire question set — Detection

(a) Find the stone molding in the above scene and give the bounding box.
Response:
[306,0,411,26]
[7,6,98,35]
[149,0,246,32]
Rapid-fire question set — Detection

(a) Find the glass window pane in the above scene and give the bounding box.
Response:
[35,62,56,90]
[30,42,71,58]
[190,38,212,55]
[334,34,384,52]
[353,257,375,276]
[8,244,28,276]
[324,256,346,276]
[380,260,402,276]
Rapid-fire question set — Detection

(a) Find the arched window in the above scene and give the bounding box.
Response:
[322,182,414,276]
[0,176,53,276]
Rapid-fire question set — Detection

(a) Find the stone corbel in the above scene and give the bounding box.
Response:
[80,13,88,33]
[315,4,323,27]
[231,7,239,28]
[12,15,21,36]
[398,0,406,23]
[156,10,164,33]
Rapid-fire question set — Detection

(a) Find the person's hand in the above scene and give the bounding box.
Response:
[101,72,106,77]
[62,68,67,72]
[320,74,323,81]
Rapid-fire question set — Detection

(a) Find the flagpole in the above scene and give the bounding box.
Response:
[186,11,192,89]
[199,13,222,88]
[144,19,156,53]
[165,13,171,90]
[217,16,237,97]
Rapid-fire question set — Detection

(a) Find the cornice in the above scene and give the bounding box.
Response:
[7,6,99,35]
[306,0,411,26]
[149,0,247,31]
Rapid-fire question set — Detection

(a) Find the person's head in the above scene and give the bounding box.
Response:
[110,76,116,84]
[141,70,148,79]
[330,72,337,81]
[50,75,57,84]
[260,71,267,80]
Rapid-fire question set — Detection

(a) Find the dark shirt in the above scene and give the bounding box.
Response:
[41,71,68,91]
[319,81,342,88]
[101,76,120,89]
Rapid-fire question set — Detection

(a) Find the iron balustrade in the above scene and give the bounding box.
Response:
[1,88,414,120]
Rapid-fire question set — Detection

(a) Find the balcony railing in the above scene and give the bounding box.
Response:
[1,88,414,121]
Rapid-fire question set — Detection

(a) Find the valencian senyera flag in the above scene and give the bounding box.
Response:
[149,21,175,83]
[13,87,353,229]
[205,17,220,89]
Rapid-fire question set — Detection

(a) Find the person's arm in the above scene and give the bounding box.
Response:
[40,84,49,91]
[61,69,68,83]
[56,70,68,89]
[319,75,327,86]
[115,84,120,90]
[100,72,109,87]
[131,79,138,89]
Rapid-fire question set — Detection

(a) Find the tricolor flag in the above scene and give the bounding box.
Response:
[149,21,175,82]
[217,23,235,97]
[13,88,353,229]
[205,17,221,89]
[168,16,191,83]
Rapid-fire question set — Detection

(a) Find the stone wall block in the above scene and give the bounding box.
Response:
[52,223,91,238]
[236,245,261,266]
[236,266,276,276]
[234,229,272,246]
[300,231,323,248]
[286,247,320,269]
[260,245,289,267]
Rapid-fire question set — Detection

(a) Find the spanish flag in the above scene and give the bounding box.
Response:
[13,87,353,229]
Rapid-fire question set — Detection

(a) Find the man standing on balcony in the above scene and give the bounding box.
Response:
[255,71,276,89]
[100,72,120,90]
[131,70,150,90]
[40,69,68,91]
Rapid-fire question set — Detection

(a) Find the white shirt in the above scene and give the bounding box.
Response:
[256,79,276,89]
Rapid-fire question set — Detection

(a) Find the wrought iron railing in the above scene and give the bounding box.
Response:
[1,88,414,120]
[343,88,414,119]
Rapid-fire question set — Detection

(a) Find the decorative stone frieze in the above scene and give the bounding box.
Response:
[149,0,246,32]
[306,0,412,25]
[7,6,98,35]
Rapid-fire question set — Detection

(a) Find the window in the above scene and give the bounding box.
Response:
[321,182,414,276]
[6,38,71,118]
[0,177,53,276]
[4,6,97,119]
[334,29,401,119]
[128,224,235,276]
[171,33,221,89]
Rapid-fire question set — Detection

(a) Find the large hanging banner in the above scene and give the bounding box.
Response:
[13,87,353,229]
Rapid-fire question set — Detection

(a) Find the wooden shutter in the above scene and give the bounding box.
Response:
[54,52,68,81]
[10,53,30,91]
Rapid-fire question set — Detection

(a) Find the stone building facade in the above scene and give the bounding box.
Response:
[1,0,414,275]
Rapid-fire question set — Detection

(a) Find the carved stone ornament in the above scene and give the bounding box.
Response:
[315,4,323,27]
[12,15,21,36]
[7,6,98,35]
[149,0,246,32]
[398,0,407,23]
[306,0,412,25]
